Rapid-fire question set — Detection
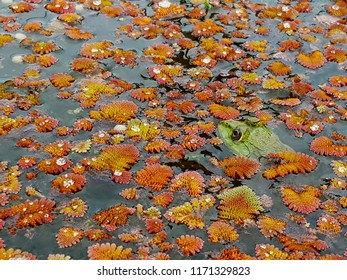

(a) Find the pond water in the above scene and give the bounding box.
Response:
[0,0,346,260]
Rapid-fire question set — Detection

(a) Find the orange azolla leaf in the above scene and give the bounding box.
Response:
[56,227,83,248]
[208,103,240,120]
[216,247,255,260]
[339,197,347,208]
[84,229,112,242]
[9,2,34,13]
[64,26,94,40]
[324,46,347,63]
[73,119,92,132]
[0,166,21,194]
[256,244,288,260]
[281,186,321,214]
[316,215,342,235]
[145,108,167,121]
[269,97,301,107]
[93,204,134,229]
[181,135,206,151]
[80,40,113,60]
[119,188,138,200]
[279,109,324,135]
[144,139,170,153]
[90,100,138,123]
[135,164,173,191]
[217,185,264,223]
[143,43,174,64]
[17,156,37,169]
[33,41,60,55]
[329,75,347,87]
[60,198,88,218]
[331,160,347,177]
[169,171,205,197]
[130,87,157,102]
[267,61,292,76]
[152,192,174,208]
[145,218,164,234]
[93,144,139,174]
[118,232,139,243]
[49,73,75,89]
[175,235,204,256]
[263,152,318,180]
[37,157,72,175]
[70,57,101,74]
[193,18,224,37]
[278,39,302,51]
[36,54,58,67]
[310,136,347,157]
[0,248,36,260]
[257,215,287,238]
[278,234,328,255]
[88,243,132,260]
[148,65,183,85]
[34,116,59,132]
[153,2,185,19]
[45,0,75,14]
[58,13,84,24]
[255,111,274,125]
[234,96,263,112]
[207,221,239,243]
[297,50,326,69]
[218,156,260,180]
[326,2,347,17]
[113,48,137,67]
[43,140,71,157]
[51,173,87,194]
[92,130,110,144]
[239,57,261,71]
[165,145,185,160]
[11,198,55,228]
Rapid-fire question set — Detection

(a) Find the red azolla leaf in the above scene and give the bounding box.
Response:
[93,204,134,228]
[134,164,174,191]
[11,198,56,228]
[208,103,240,120]
[278,39,302,51]
[281,186,321,214]
[263,152,318,180]
[51,173,87,194]
[145,218,164,234]
[310,136,347,157]
[181,135,206,151]
[297,50,326,69]
[37,157,72,175]
[169,171,205,197]
[34,116,59,132]
[56,227,83,248]
[175,235,204,256]
[17,157,37,169]
[218,156,260,179]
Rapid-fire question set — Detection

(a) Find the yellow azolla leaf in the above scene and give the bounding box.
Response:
[71,139,92,153]
[262,76,286,89]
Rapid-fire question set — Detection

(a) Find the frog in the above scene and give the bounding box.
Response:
[218,117,294,159]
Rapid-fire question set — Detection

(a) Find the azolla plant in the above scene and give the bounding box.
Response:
[0,0,347,260]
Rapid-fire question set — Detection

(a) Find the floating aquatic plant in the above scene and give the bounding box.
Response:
[207,221,239,243]
[218,156,260,180]
[56,227,84,248]
[217,186,264,223]
[87,243,132,260]
[135,164,173,191]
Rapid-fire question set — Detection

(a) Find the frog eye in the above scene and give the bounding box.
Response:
[231,128,242,141]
